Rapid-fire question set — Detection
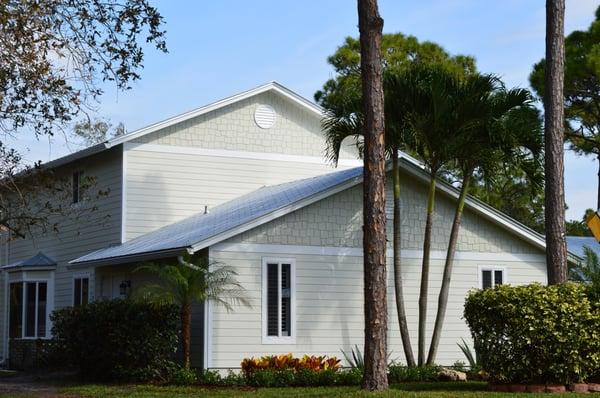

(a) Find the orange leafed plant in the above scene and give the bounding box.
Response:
[241,353,341,377]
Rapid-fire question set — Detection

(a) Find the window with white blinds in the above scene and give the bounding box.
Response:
[262,258,295,344]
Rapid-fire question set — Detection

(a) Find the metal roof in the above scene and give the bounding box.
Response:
[71,166,364,266]
[566,236,599,259]
[2,252,57,271]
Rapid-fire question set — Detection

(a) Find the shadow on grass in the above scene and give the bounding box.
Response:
[391,381,488,392]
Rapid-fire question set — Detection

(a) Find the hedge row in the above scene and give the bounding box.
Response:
[464,283,600,384]
[50,299,181,382]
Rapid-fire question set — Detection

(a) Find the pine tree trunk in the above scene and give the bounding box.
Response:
[358,0,388,390]
[544,0,568,284]
[418,175,436,366]
[427,171,471,365]
[181,303,192,369]
[392,147,416,367]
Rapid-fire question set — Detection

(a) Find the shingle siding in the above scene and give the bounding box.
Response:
[231,173,540,254]
[131,91,357,160]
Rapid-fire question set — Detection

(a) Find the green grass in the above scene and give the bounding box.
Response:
[47,382,594,398]
[1,381,596,398]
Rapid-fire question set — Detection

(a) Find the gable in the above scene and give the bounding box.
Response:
[129,89,357,160]
[225,171,544,256]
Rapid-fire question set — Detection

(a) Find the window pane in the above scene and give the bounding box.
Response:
[74,279,81,307]
[281,264,291,336]
[25,282,36,337]
[82,278,89,305]
[267,263,278,336]
[494,270,503,286]
[37,283,47,337]
[482,270,492,289]
[9,283,23,338]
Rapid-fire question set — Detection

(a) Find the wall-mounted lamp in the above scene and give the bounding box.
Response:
[119,280,131,296]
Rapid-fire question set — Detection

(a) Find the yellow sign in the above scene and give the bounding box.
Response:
[586,212,600,243]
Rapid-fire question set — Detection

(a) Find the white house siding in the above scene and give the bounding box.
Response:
[130,90,357,160]
[0,148,123,358]
[124,145,358,240]
[206,171,547,368]
[207,247,546,368]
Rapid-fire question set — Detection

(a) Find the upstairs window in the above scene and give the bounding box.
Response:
[262,258,295,343]
[480,267,505,289]
[72,170,84,203]
[73,276,89,307]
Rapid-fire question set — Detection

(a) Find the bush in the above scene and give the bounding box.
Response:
[169,366,198,385]
[464,283,600,384]
[241,354,341,377]
[50,299,180,382]
[387,364,440,383]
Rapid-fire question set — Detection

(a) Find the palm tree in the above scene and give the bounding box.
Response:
[133,252,250,369]
[570,246,600,284]
[426,80,543,364]
[544,0,568,284]
[400,64,464,366]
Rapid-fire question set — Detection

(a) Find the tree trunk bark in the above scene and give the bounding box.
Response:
[418,174,436,366]
[544,0,568,284]
[427,171,471,365]
[392,147,416,367]
[181,303,192,369]
[358,0,388,390]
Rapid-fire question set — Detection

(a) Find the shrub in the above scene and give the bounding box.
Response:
[464,283,600,384]
[240,354,341,377]
[169,366,197,385]
[50,299,180,382]
[387,364,440,383]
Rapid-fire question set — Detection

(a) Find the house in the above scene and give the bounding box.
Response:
[566,236,599,259]
[0,82,573,370]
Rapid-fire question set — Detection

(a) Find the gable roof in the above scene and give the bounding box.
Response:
[2,252,57,271]
[71,166,363,266]
[45,82,323,169]
[71,155,579,267]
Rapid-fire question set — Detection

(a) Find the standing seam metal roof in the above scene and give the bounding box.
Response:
[71,166,363,265]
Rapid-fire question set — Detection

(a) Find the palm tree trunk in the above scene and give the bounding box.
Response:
[418,174,436,366]
[181,303,192,369]
[358,0,388,390]
[427,171,472,365]
[544,0,568,284]
[392,147,416,367]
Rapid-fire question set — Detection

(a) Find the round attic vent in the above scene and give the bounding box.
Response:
[254,105,277,129]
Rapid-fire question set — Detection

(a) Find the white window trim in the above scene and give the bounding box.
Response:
[8,271,55,340]
[72,272,91,307]
[478,265,508,289]
[261,257,296,345]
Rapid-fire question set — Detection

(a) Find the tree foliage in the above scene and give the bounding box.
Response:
[133,252,249,368]
[0,0,166,238]
[73,118,126,147]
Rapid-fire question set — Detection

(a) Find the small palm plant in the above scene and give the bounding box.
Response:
[133,252,250,369]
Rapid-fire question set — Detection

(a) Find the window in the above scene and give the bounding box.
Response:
[73,277,89,307]
[9,281,48,338]
[262,258,295,343]
[72,170,84,203]
[480,267,505,289]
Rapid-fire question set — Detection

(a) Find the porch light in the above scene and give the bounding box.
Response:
[119,280,131,296]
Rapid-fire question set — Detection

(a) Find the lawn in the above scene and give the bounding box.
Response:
[2,382,596,398]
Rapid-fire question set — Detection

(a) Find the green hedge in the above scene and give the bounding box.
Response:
[50,299,180,382]
[464,283,600,384]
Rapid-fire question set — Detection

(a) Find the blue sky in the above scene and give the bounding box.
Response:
[10,0,600,220]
